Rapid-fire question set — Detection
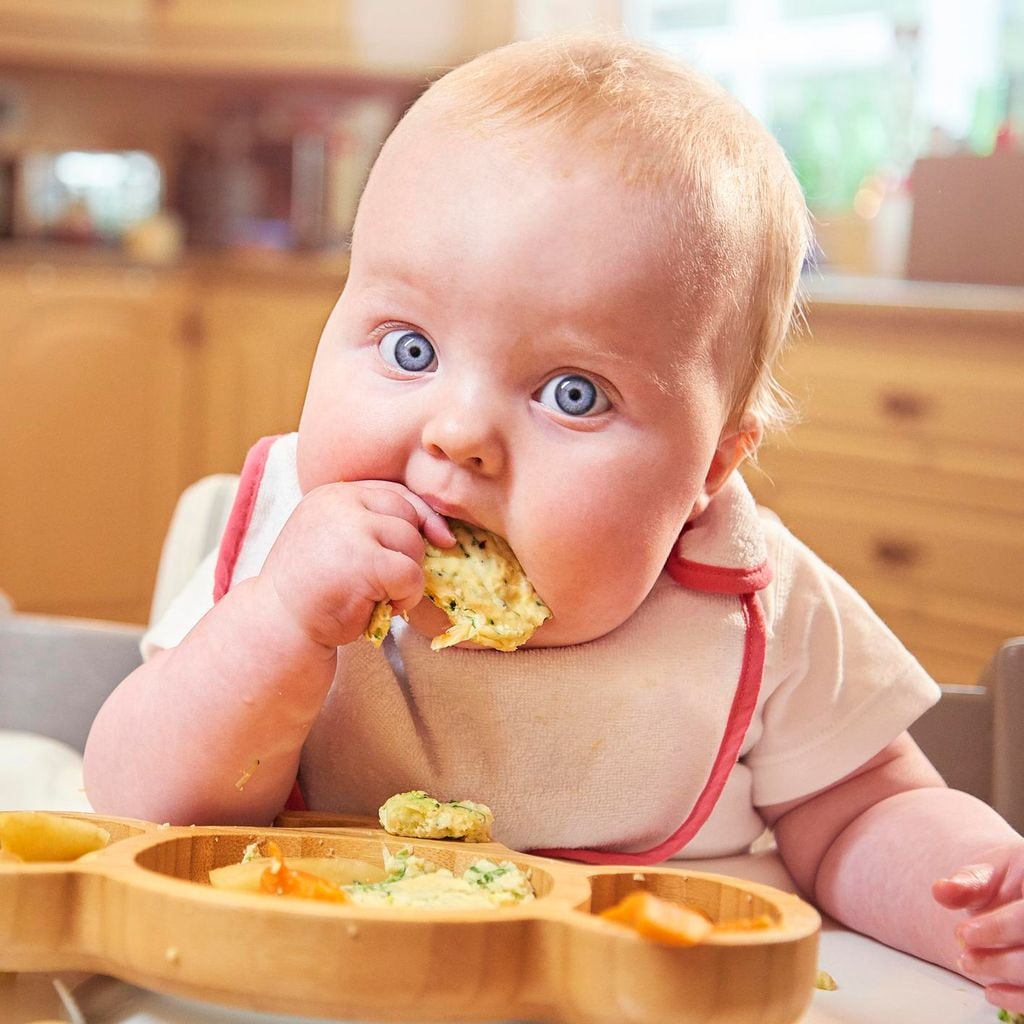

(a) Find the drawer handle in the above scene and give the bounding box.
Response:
[873,538,921,567]
[880,390,931,420]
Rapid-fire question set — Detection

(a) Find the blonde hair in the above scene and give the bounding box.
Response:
[412,33,810,434]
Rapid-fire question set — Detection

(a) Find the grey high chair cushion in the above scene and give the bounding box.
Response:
[910,636,1024,833]
[0,615,144,754]
[0,473,240,758]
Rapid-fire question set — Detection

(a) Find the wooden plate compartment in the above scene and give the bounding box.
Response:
[0,814,820,1023]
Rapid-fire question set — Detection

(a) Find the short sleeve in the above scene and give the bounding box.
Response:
[744,526,941,807]
[140,549,217,660]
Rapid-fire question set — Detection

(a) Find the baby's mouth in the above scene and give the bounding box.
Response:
[417,492,486,531]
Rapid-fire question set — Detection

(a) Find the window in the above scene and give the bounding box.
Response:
[625,0,1023,211]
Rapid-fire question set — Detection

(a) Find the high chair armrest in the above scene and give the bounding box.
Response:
[910,685,993,806]
[991,637,1024,834]
[910,637,1024,834]
[0,614,143,753]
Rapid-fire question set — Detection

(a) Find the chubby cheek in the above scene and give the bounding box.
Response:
[517,468,699,645]
[297,365,402,493]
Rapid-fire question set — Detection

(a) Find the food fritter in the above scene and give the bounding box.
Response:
[364,519,551,652]
[379,790,494,842]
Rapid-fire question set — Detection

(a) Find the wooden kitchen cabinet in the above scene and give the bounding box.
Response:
[0,259,193,624]
[745,278,1024,684]
[0,1,149,66]
[0,0,515,77]
[191,266,340,476]
[0,252,342,625]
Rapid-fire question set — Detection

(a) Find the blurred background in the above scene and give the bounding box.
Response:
[0,0,1021,686]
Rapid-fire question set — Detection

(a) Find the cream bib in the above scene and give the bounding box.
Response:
[216,434,771,864]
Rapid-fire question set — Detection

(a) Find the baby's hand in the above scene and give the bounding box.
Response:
[262,480,455,648]
[934,841,1024,1016]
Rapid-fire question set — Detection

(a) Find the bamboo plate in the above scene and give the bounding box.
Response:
[0,810,820,1024]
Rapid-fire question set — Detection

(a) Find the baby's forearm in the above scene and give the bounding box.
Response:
[83,575,337,825]
[814,787,1020,971]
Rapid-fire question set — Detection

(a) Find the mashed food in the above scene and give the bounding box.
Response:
[365,520,551,651]
[347,846,533,909]
[214,842,534,910]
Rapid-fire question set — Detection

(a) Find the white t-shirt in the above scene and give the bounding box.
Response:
[145,440,939,859]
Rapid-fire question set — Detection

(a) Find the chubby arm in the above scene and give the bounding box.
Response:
[762,732,1023,995]
[84,481,453,826]
[84,574,337,825]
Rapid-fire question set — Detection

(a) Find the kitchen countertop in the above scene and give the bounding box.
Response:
[3,238,1023,315]
[800,274,1024,334]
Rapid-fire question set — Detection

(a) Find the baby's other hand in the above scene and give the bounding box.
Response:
[262,480,455,649]
[934,841,1024,1015]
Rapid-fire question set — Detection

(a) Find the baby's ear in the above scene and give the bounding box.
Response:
[708,412,763,496]
[690,413,763,520]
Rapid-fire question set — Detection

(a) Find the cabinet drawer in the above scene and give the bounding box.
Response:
[150,0,340,35]
[0,1,148,54]
[0,1,145,23]
[753,483,1024,608]
[749,436,1024,517]
[781,331,1024,455]
[868,592,1017,684]
[0,0,516,76]
[750,483,1024,683]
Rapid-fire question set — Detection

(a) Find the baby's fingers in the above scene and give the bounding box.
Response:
[984,983,1024,1018]
[959,944,1024,983]
[371,546,425,615]
[933,863,998,911]
[959,902,1024,951]
[360,481,455,548]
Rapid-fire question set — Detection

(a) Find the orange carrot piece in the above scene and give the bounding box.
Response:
[258,840,349,904]
[600,890,713,946]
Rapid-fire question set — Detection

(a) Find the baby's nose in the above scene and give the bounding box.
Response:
[420,404,506,476]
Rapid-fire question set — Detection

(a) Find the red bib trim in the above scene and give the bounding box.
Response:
[527,589,767,865]
[665,553,772,595]
[213,434,280,603]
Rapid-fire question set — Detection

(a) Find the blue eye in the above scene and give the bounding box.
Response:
[379,329,437,373]
[538,373,610,417]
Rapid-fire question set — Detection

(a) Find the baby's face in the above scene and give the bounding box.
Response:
[298,109,735,646]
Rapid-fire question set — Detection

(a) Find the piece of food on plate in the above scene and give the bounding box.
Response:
[0,811,110,862]
[211,840,534,909]
[364,519,551,651]
[346,845,533,908]
[257,840,349,903]
[379,790,494,842]
[209,849,387,892]
[600,891,714,946]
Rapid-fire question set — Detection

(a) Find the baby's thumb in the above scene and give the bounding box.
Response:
[932,863,997,910]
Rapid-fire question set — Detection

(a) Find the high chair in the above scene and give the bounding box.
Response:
[0,474,238,755]
[1,474,1022,834]
[909,635,1024,833]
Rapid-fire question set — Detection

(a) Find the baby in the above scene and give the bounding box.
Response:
[85,34,1024,1012]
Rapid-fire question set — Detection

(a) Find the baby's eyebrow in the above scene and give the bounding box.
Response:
[552,334,683,398]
